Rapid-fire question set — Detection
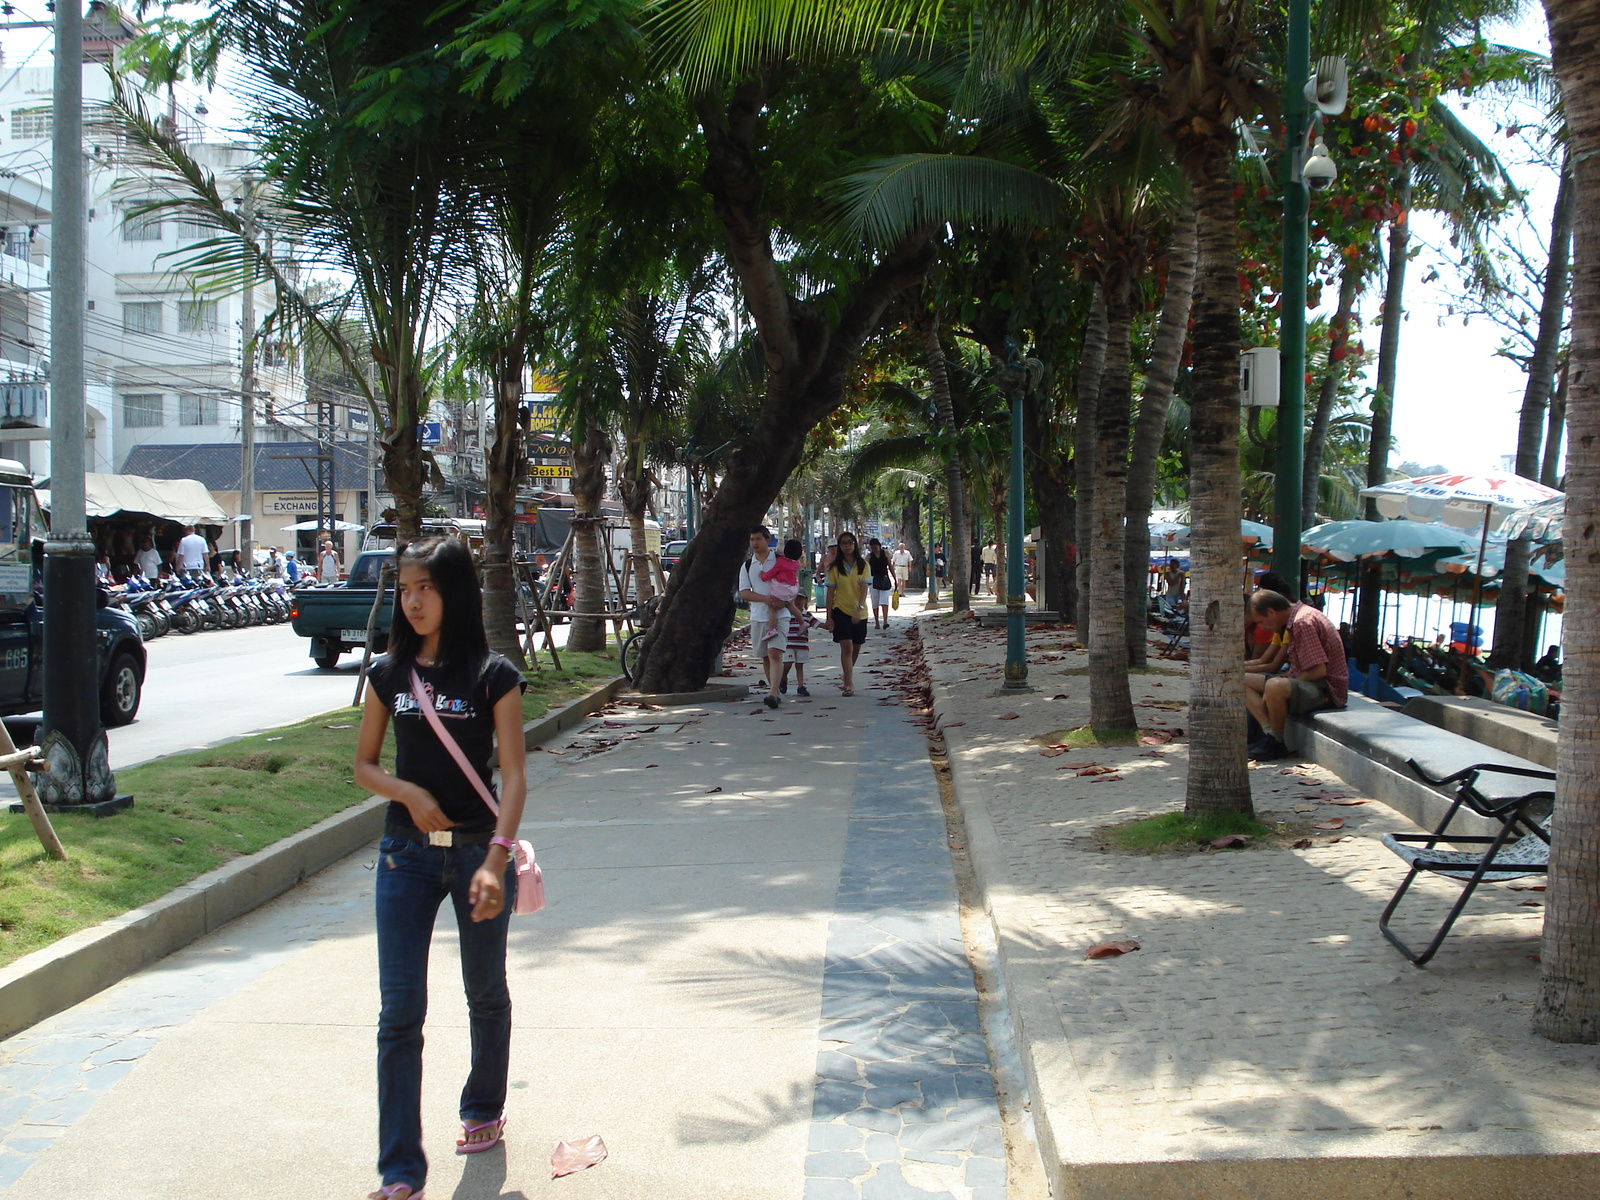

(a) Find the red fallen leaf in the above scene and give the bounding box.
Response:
[1509,885,1546,892]
[1085,940,1140,959]
[1040,747,1067,757]
[1088,774,1124,782]
[1052,693,1070,700]
[645,764,659,769]
[1292,838,1314,849]
[1325,836,1344,844]
[998,712,1020,720]
[1077,765,1116,776]
[1324,798,1367,806]
[1518,899,1543,907]
[1314,818,1345,830]
[550,1135,608,1178]
[1139,731,1175,745]
[705,786,723,794]
[769,731,793,736]
[1211,834,1252,848]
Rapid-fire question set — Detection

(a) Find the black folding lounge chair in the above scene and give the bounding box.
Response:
[1378,759,1555,967]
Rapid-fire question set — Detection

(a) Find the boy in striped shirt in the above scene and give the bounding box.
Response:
[780,594,822,697]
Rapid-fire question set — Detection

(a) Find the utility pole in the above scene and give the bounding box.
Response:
[39,0,120,811]
[999,346,1035,692]
[239,201,257,570]
[1271,0,1311,594]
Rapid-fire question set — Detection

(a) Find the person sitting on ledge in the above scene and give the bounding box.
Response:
[1244,589,1348,762]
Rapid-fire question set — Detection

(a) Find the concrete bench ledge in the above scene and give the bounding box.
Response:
[1288,694,1552,838]
[1404,694,1558,770]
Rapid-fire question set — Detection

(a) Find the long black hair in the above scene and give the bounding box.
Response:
[387,535,488,674]
[834,530,867,575]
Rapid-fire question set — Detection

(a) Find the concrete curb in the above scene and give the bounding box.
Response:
[618,681,749,706]
[522,676,627,748]
[0,676,626,1043]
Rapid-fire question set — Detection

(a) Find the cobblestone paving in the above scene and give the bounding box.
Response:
[804,707,1007,1200]
[921,619,1600,1161]
[0,866,370,1189]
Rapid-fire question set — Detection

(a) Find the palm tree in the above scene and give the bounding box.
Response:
[1534,0,1600,1045]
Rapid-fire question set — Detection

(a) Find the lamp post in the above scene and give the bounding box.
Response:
[998,344,1037,692]
[1271,0,1311,594]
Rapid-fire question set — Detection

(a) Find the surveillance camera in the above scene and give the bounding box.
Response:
[1302,139,1337,191]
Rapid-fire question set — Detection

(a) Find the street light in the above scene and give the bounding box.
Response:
[997,343,1040,692]
[1271,5,1346,593]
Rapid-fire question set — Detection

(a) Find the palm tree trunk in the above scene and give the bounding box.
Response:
[1023,386,1077,623]
[382,409,426,546]
[1182,137,1252,818]
[1091,297,1139,734]
[1544,362,1569,487]
[1494,156,1574,669]
[926,310,972,612]
[567,418,611,652]
[1356,162,1413,664]
[482,350,527,669]
[1125,205,1196,666]
[1302,260,1363,526]
[1535,0,1600,1044]
[991,493,1007,606]
[1075,289,1108,642]
[901,491,926,587]
[618,440,656,603]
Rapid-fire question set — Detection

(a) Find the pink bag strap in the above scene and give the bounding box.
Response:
[409,667,500,817]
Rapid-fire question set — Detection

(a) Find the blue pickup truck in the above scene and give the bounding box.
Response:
[0,462,146,725]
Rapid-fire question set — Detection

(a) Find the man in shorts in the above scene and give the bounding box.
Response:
[1245,589,1348,761]
[738,525,785,707]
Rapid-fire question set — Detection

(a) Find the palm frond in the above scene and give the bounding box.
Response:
[826,153,1068,248]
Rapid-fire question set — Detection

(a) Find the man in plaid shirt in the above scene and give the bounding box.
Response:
[1245,590,1348,761]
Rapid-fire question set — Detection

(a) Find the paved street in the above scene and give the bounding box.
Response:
[0,614,1024,1199]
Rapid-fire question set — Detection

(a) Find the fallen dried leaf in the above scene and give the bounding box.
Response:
[1051,693,1069,700]
[1040,747,1067,758]
[704,786,723,794]
[1077,765,1115,776]
[1509,885,1546,892]
[1139,731,1175,745]
[1518,899,1543,907]
[1087,774,1123,782]
[322,723,354,730]
[550,1135,608,1178]
[1314,818,1346,830]
[1292,838,1314,849]
[998,712,1020,720]
[1211,834,1252,848]
[1085,940,1140,959]
[1324,798,1367,806]
[645,764,658,769]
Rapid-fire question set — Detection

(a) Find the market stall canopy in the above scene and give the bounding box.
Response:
[47,474,229,525]
[1497,494,1565,542]
[1434,543,1567,587]
[1359,471,1562,532]
[1148,519,1273,549]
[1301,519,1480,561]
[1241,519,1274,547]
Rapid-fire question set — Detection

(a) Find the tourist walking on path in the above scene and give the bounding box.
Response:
[891,540,913,588]
[866,538,897,630]
[176,524,207,576]
[354,536,529,1200]
[738,525,786,708]
[779,591,819,696]
[1244,588,1349,762]
[824,530,870,695]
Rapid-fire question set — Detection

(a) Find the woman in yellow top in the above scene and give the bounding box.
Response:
[824,531,870,695]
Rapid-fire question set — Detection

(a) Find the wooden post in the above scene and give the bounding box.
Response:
[525,562,563,671]
[514,562,543,671]
[0,722,63,860]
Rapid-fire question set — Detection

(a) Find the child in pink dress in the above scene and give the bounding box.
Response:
[759,539,806,644]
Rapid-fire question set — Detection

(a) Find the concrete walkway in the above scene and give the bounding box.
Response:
[0,616,1016,1199]
[920,615,1600,1199]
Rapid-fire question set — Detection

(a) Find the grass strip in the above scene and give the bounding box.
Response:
[0,648,618,969]
[1104,811,1273,855]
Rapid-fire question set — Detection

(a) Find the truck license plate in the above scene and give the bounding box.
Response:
[341,628,369,641]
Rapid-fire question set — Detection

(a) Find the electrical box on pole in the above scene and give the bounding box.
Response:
[1240,346,1281,408]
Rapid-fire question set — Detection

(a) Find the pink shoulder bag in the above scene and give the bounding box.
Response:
[409,668,545,914]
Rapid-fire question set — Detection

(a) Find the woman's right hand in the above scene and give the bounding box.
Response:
[404,786,454,833]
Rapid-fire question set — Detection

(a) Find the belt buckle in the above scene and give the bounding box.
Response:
[428,830,454,847]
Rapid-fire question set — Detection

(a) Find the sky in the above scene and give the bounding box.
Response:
[0,4,1567,479]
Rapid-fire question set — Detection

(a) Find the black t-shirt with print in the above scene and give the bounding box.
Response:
[366,653,526,832]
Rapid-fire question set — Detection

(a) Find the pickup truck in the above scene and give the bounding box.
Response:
[0,462,146,725]
[290,550,394,670]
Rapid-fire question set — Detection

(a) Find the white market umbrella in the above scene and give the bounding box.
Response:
[280,519,365,532]
[1498,494,1565,542]
[1360,470,1562,532]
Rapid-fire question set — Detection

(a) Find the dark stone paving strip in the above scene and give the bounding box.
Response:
[803,709,1007,1200]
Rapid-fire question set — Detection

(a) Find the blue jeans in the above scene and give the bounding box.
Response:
[375,835,515,1191]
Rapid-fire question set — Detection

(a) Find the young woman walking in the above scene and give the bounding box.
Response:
[354,536,528,1200]
[866,538,896,630]
[824,530,870,695]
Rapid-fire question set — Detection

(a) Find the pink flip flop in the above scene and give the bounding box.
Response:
[456,1116,506,1155]
[370,1185,423,1199]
